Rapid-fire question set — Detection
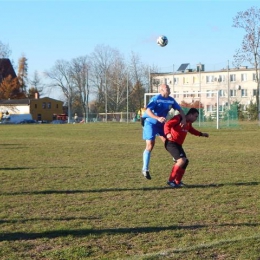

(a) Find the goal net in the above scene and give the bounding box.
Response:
[97,112,136,122]
[144,91,239,129]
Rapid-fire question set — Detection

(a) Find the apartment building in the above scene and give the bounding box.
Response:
[150,64,258,117]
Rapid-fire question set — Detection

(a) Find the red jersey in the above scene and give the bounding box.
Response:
[164,114,201,145]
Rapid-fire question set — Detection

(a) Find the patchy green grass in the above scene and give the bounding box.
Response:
[0,122,259,260]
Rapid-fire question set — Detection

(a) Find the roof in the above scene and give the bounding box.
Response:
[0,59,17,83]
[31,97,63,103]
[0,97,63,105]
[0,99,30,105]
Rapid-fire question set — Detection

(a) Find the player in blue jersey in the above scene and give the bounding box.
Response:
[141,84,186,180]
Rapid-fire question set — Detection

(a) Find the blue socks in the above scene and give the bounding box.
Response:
[143,150,151,171]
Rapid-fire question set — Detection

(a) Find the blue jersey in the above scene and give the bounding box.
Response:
[142,94,180,124]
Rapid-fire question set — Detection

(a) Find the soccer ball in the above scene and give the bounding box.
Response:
[157,35,168,47]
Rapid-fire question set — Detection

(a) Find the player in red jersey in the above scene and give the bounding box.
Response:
[164,108,209,188]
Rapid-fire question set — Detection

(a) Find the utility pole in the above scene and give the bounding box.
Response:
[227,60,230,127]
[105,70,108,122]
[127,69,129,123]
[199,63,201,127]
[227,60,230,109]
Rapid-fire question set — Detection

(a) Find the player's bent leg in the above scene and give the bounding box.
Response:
[167,164,181,188]
[182,158,189,169]
[175,158,188,186]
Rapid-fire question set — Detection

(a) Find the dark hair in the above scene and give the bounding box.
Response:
[186,108,199,115]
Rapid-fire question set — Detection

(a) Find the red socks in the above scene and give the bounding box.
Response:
[169,164,185,184]
[175,166,185,184]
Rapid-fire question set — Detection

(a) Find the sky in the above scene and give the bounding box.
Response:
[0,0,259,99]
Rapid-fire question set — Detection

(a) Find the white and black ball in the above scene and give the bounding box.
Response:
[157,35,168,47]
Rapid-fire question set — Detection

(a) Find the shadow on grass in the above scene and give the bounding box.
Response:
[184,181,259,188]
[0,144,23,146]
[1,182,258,196]
[1,222,259,242]
[0,216,99,224]
[0,167,35,171]
[0,144,27,149]
[0,166,75,171]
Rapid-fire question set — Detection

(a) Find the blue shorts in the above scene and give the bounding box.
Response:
[142,119,165,140]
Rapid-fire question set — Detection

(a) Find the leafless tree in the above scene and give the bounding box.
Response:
[70,55,90,122]
[28,71,44,98]
[128,52,149,113]
[108,56,128,112]
[45,60,74,122]
[0,41,11,58]
[233,6,260,121]
[89,44,125,113]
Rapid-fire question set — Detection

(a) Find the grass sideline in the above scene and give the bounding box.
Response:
[0,122,259,260]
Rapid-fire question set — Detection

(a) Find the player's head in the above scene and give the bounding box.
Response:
[159,84,170,97]
[186,108,199,122]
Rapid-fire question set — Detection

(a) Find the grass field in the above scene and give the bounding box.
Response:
[0,122,259,260]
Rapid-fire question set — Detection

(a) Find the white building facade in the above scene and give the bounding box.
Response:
[150,64,259,117]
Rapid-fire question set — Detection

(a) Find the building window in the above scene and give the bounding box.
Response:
[206,105,213,112]
[193,76,199,84]
[241,73,247,81]
[219,105,224,112]
[173,91,179,98]
[183,77,189,84]
[206,75,214,83]
[34,104,37,109]
[206,90,213,97]
[218,75,225,82]
[42,102,46,109]
[47,102,51,109]
[241,89,247,97]
[165,78,172,84]
[174,78,179,85]
[253,73,256,81]
[253,89,257,96]
[230,74,236,82]
[56,104,59,109]
[191,91,196,98]
[230,89,237,97]
[219,90,225,97]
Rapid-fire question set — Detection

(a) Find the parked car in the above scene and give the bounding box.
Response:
[0,114,33,124]
[51,120,67,124]
[16,119,38,124]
